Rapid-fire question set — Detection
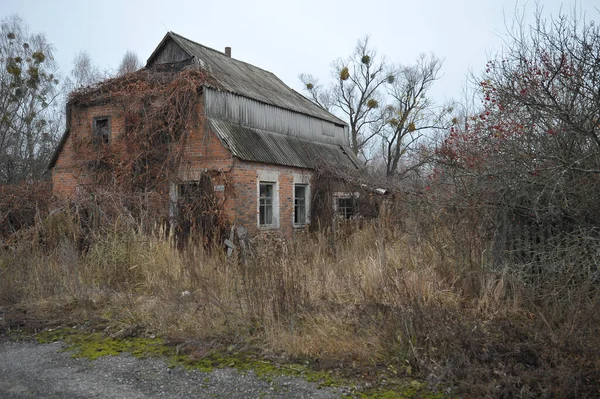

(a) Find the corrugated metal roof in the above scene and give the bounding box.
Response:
[208,118,360,170]
[162,32,345,125]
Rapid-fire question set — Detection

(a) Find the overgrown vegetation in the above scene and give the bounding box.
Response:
[1,197,598,398]
[69,68,210,193]
[2,6,600,399]
[65,68,228,242]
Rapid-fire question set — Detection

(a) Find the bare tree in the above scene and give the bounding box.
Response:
[300,37,394,159]
[0,15,61,184]
[435,6,600,272]
[298,73,331,111]
[69,50,102,88]
[380,54,447,178]
[117,50,142,76]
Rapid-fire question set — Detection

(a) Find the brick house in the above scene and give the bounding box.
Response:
[49,32,360,237]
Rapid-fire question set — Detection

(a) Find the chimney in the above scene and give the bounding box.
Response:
[225,47,231,57]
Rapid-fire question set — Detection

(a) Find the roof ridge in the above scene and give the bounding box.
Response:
[168,31,281,78]
[151,31,346,126]
[168,31,226,57]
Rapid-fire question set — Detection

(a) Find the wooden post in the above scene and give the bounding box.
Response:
[379,199,388,269]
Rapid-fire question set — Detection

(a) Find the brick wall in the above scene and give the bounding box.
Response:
[52,96,316,238]
[176,103,235,223]
[52,101,235,194]
[52,103,125,197]
[230,160,313,237]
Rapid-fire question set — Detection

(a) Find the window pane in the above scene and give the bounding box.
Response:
[337,197,354,219]
[264,202,272,224]
[259,205,266,225]
[95,119,108,129]
[294,185,306,225]
[260,183,273,198]
[259,183,274,225]
[295,185,306,200]
[94,118,110,145]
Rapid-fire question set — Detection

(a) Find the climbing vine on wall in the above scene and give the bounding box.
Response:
[70,68,215,193]
[67,68,228,242]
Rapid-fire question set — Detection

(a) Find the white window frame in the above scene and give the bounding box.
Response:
[257,171,279,228]
[292,173,311,227]
[293,184,308,226]
[333,192,359,219]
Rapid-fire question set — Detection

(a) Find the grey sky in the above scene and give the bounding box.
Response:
[3,0,599,106]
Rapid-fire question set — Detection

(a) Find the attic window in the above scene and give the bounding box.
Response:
[93,116,110,145]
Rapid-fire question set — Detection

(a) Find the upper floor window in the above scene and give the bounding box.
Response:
[93,116,110,145]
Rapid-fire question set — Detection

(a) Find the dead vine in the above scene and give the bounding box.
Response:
[64,68,229,243]
[70,68,217,193]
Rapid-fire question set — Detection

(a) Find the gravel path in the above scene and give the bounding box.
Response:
[0,339,347,399]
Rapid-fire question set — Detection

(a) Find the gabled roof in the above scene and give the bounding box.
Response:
[208,118,360,170]
[147,32,344,126]
[49,33,354,173]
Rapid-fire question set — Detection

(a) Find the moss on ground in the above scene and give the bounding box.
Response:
[33,327,450,398]
[36,327,171,360]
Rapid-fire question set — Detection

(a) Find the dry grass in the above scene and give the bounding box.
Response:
[1,206,599,398]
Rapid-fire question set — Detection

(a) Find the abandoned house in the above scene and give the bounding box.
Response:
[49,32,361,237]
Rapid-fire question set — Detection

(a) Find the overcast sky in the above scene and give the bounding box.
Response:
[3,0,599,106]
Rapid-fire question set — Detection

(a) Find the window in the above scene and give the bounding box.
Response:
[293,173,310,227]
[337,197,355,219]
[294,184,307,225]
[169,181,200,220]
[93,116,110,145]
[259,182,274,226]
[257,171,279,228]
[178,181,200,200]
[335,196,357,219]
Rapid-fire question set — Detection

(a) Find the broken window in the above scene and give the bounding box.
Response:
[93,116,110,145]
[294,184,307,225]
[259,182,274,226]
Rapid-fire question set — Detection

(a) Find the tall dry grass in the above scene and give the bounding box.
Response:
[1,206,599,398]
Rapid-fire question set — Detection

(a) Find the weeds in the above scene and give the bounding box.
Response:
[1,204,599,398]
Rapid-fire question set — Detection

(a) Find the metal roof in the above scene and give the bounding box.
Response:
[49,33,353,172]
[156,32,345,126]
[208,118,360,170]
